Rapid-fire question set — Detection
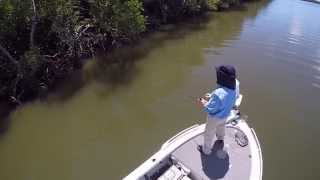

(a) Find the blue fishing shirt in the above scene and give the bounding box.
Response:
[204,86,236,119]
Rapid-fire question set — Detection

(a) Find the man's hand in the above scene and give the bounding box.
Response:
[198,97,208,106]
[203,93,211,101]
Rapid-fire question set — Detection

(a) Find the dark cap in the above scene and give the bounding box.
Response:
[215,65,237,89]
[215,65,236,78]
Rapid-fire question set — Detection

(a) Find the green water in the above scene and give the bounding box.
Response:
[1,0,320,179]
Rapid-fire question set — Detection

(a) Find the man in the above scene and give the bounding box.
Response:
[198,65,238,155]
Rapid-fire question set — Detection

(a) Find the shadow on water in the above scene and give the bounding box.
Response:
[0,102,14,134]
[223,3,249,12]
[46,15,212,102]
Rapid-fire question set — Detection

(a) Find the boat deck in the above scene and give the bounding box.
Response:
[172,126,251,180]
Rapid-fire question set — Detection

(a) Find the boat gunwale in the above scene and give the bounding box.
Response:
[236,121,263,180]
[251,127,263,180]
[123,124,205,180]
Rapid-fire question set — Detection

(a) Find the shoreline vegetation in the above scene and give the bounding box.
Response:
[0,0,257,131]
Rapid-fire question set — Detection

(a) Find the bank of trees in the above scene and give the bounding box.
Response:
[0,0,249,104]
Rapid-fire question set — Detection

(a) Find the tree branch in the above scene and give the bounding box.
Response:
[0,43,19,67]
[44,53,59,58]
[31,0,36,14]
[0,43,23,100]
[30,0,38,48]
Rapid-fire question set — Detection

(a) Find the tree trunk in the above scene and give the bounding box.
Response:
[0,43,23,100]
[30,0,37,48]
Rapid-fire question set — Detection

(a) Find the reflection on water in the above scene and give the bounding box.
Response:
[312,83,320,89]
[1,0,320,180]
[289,15,302,37]
[312,33,320,89]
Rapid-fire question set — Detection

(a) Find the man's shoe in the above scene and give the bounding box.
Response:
[216,139,224,145]
[214,140,224,150]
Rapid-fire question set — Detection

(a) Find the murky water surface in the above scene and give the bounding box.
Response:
[1,0,320,179]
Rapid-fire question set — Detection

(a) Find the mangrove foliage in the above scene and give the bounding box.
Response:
[0,0,254,105]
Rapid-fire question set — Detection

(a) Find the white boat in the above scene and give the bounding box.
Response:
[123,95,263,180]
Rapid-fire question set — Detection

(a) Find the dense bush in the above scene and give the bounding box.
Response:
[0,0,81,102]
[90,0,146,41]
[0,0,146,102]
[0,0,249,104]
[143,0,207,25]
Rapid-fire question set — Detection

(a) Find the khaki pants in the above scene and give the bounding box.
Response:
[203,116,226,155]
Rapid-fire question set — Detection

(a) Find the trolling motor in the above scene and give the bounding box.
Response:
[227,94,249,147]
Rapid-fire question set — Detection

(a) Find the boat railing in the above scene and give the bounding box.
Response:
[161,124,200,149]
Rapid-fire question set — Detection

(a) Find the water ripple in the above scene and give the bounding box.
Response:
[312,83,320,89]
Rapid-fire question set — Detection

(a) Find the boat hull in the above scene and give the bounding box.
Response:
[123,116,263,180]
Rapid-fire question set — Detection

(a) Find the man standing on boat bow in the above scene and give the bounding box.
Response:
[198,65,239,155]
